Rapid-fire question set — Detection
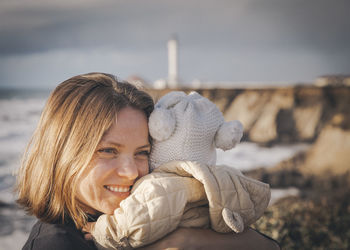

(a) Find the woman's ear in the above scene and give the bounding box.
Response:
[149,108,176,141]
[214,120,244,151]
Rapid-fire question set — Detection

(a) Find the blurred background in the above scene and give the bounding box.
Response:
[0,0,349,249]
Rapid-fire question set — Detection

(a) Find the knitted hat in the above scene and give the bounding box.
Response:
[149,91,243,170]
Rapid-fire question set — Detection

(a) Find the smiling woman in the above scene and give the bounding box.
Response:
[15,72,279,250]
[16,73,154,250]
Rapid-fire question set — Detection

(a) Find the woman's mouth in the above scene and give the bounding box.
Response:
[104,185,130,193]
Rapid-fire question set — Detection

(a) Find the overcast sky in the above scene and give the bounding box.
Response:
[0,0,349,88]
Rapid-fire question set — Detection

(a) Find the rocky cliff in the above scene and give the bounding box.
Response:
[148,86,350,175]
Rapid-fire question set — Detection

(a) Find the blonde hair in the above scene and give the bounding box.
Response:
[16,73,154,229]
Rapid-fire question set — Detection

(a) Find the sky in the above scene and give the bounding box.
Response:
[0,0,349,88]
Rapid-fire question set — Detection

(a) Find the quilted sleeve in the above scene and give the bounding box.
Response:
[204,164,271,233]
[154,161,270,234]
[91,172,206,249]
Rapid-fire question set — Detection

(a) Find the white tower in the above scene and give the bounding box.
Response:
[167,36,178,88]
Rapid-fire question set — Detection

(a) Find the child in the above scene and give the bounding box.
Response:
[89,91,271,249]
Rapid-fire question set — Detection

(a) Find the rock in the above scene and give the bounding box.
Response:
[301,125,350,175]
[0,200,11,208]
[293,104,322,141]
[223,90,271,131]
[243,160,311,189]
[248,89,294,144]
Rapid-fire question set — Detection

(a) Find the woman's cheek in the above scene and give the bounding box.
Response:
[139,160,149,177]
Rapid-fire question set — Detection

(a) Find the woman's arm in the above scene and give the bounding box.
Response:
[138,227,280,250]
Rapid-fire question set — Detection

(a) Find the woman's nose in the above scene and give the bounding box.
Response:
[116,156,138,180]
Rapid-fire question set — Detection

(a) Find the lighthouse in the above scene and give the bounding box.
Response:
[167,36,178,88]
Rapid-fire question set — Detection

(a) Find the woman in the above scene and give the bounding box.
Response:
[17,72,279,249]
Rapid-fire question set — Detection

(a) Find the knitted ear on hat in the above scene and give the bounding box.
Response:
[215,120,244,151]
[155,91,187,109]
[148,107,176,141]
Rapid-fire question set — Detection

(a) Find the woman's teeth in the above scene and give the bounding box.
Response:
[105,186,129,193]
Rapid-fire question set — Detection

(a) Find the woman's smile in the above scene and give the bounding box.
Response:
[104,185,132,200]
[104,185,131,193]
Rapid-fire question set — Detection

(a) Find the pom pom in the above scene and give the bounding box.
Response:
[148,108,176,141]
[214,120,243,151]
[155,91,187,109]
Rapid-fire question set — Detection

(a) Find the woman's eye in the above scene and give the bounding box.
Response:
[136,150,150,158]
[99,148,116,153]
[97,148,118,157]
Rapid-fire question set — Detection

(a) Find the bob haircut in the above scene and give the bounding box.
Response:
[16,72,154,229]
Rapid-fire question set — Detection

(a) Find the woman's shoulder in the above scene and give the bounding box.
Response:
[22,219,97,250]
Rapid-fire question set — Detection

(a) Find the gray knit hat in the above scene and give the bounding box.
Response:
[149,91,243,170]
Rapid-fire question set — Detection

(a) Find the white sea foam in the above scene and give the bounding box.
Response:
[0,98,44,155]
[216,142,310,171]
[270,187,300,205]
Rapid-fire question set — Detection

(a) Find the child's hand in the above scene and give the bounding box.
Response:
[82,222,96,240]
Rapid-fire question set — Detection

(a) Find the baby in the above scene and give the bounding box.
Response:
[90,91,271,249]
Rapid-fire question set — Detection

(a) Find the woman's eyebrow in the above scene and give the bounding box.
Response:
[99,140,123,147]
[99,140,150,150]
[137,144,151,150]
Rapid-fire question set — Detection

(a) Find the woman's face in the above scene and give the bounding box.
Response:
[76,107,150,215]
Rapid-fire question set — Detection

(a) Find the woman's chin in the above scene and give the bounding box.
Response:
[100,201,122,215]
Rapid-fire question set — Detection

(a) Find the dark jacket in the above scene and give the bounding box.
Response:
[22,219,97,250]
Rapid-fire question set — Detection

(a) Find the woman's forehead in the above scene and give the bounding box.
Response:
[100,107,149,146]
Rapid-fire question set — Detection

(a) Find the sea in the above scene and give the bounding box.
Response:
[0,88,308,250]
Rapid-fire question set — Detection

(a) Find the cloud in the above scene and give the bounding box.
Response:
[0,0,349,86]
[2,0,349,55]
[0,47,167,87]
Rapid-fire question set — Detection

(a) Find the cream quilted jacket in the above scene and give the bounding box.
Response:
[91,160,271,249]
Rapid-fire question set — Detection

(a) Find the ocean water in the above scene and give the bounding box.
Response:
[0,89,49,250]
[0,88,309,250]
